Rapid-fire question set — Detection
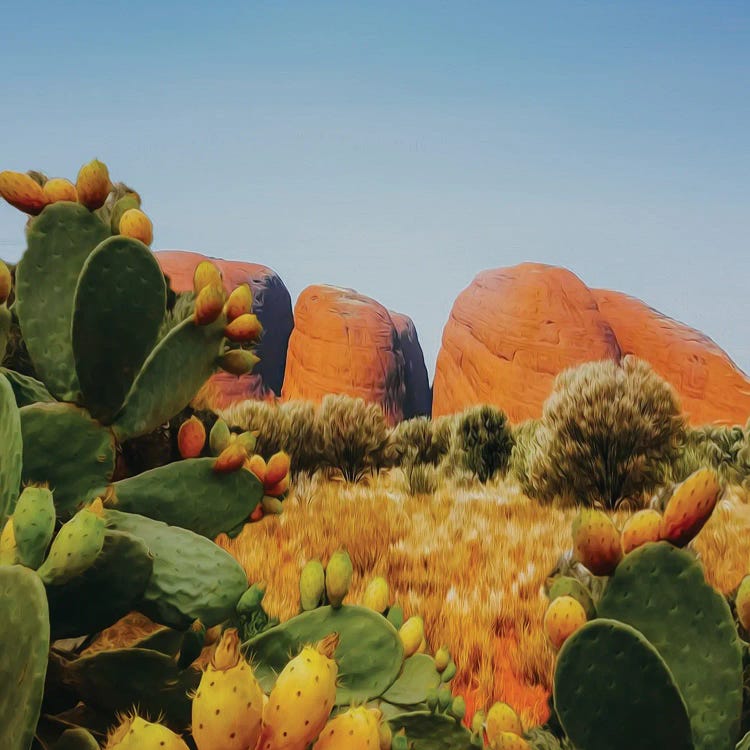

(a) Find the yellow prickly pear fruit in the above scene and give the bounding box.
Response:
[572,508,622,575]
[300,559,326,611]
[488,733,531,750]
[0,518,18,565]
[0,170,49,215]
[76,159,112,210]
[104,714,189,750]
[660,468,721,547]
[258,633,340,750]
[362,576,389,613]
[736,575,750,632]
[621,509,662,554]
[245,454,267,484]
[313,706,381,749]
[471,709,486,736]
[434,646,451,672]
[225,283,253,321]
[194,284,226,326]
[42,177,78,203]
[235,431,257,454]
[265,451,291,487]
[193,260,223,295]
[486,702,523,740]
[399,616,425,658]
[213,442,247,474]
[219,349,260,376]
[178,416,206,459]
[224,313,263,343]
[0,260,11,305]
[325,549,353,609]
[543,595,587,651]
[378,719,392,750]
[261,495,284,514]
[110,193,141,233]
[119,208,153,245]
[192,628,264,750]
[209,418,231,455]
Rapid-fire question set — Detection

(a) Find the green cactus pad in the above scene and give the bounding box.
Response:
[381,654,442,706]
[15,202,110,400]
[72,236,166,423]
[598,542,742,750]
[0,305,10,361]
[112,316,225,441]
[45,529,153,639]
[102,457,263,537]
[737,732,750,750]
[37,504,106,585]
[0,368,55,407]
[0,374,22,523]
[0,565,50,750]
[56,647,199,732]
[104,509,248,628]
[20,402,116,518]
[52,728,99,750]
[13,485,56,569]
[554,618,693,750]
[387,711,475,749]
[245,604,404,705]
[133,627,186,657]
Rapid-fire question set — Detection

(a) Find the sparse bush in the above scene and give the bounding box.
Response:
[318,394,391,482]
[401,460,438,495]
[508,418,543,493]
[525,357,685,508]
[278,400,324,475]
[454,405,513,482]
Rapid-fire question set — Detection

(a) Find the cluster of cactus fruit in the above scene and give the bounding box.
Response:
[535,467,750,750]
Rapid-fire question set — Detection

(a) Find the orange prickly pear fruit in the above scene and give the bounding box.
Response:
[178,416,206,459]
[571,508,622,575]
[621,509,662,554]
[258,633,340,750]
[249,504,264,522]
[265,451,291,487]
[543,595,587,651]
[213,442,247,473]
[264,474,289,498]
[660,468,721,547]
[42,177,78,203]
[119,208,153,245]
[224,313,262,343]
[736,575,750,632]
[194,285,226,326]
[76,158,112,210]
[193,260,223,295]
[224,283,253,321]
[219,349,260,376]
[0,260,11,305]
[191,628,264,750]
[245,454,267,484]
[0,171,49,214]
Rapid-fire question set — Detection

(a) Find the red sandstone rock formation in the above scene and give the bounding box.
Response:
[433,262,750,426]
[281,285,411,424]
[154,250,293,406]
[592,289,750,426]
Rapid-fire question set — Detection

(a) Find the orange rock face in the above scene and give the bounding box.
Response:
[433,262,750,426]
[154,250,293,407]
[282,285,427,424]
[592,289,750,426]
[433,263,621,422]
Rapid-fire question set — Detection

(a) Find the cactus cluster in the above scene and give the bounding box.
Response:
[539,467,750,750]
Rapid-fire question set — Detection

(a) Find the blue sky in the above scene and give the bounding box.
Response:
[2,1,748,377]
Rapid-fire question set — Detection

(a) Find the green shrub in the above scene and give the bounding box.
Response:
[525,357,685,508]
[508,418,543,493]
[670,425,750,489]
[454,405,513,483]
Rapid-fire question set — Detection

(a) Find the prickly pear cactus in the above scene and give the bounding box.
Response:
[381,654,442,706]
[245,604,404,704]
[15,202,110,400]
[12,485,55,568]
[554,619,693,750]
[0,373,22,523]
[387,711,476,750]
[52,728,100,750]
[0,564,50,750]
[0,368,54,408]
[72,235,166,422]
[598,542,742,750]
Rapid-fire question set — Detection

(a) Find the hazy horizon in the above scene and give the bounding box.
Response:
[2,1,748,377]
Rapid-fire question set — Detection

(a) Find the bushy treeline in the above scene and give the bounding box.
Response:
[221,357,750,507]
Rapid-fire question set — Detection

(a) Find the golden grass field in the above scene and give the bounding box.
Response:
[96,472,750,731]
